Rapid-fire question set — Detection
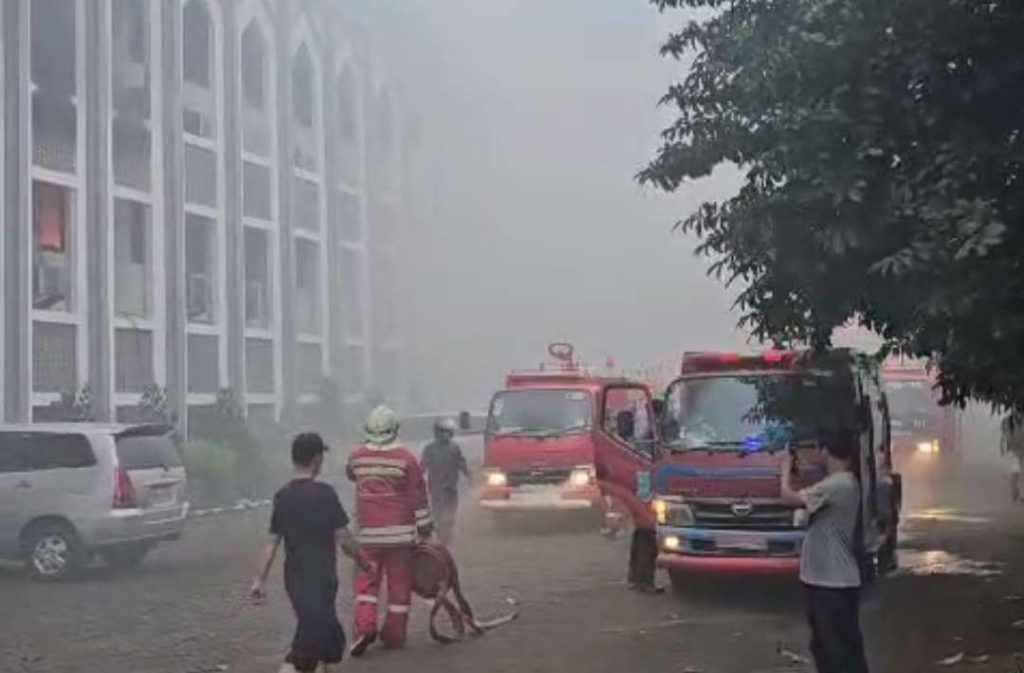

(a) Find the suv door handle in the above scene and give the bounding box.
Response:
[15,480,32,489]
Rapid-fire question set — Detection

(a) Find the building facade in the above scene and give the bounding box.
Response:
[1,0,406,433]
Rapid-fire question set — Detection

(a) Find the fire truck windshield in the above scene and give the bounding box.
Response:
[488,390,593,437]
[885,381,940,427]
[663,373,854,451]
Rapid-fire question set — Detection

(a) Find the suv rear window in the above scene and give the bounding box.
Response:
[116,434,183,470]
[0,432,97,473]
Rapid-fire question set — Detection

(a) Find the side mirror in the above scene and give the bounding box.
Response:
[458,411,471,431]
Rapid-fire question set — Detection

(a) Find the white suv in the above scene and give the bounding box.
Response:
[0,424,189,579]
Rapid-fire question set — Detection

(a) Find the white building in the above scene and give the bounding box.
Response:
[1,0,407,434]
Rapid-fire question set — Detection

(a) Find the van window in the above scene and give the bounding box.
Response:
[116,434,183,470]
[0,432,97,472]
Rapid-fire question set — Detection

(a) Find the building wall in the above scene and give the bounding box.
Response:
[0,0,406,434]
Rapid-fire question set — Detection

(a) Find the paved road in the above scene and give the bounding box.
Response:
[2,459,1023,673]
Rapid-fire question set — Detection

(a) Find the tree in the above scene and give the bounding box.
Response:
[640,0,1024,409]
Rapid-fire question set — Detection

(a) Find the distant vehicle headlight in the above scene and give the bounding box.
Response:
[485,470,508,487]
[568,466,595,487]
[917,440,940,454]
[793,508,809,528]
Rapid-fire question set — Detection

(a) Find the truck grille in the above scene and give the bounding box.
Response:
[507,468,572,487]
[692,502,794,530]
[690,539,798,556]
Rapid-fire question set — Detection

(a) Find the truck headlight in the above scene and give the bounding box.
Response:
[653,497,694,526]
[663,535,682,551]
[568,466,595,487]
[485,470,507,487]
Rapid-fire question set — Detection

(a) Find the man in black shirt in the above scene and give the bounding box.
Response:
[251,433,371,673]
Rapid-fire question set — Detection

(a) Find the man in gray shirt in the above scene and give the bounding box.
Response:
[421,418,470,545]
[781,428,868,673]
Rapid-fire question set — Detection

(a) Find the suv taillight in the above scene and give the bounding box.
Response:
[113,468,137,509]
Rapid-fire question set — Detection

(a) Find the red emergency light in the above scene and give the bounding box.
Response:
[681,350,800,374]
[763,350,797,364]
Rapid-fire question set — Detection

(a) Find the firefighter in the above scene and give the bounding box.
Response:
[347,406,433,656]
[421,418,470,545]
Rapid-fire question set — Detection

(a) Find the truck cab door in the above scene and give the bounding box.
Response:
[596,385,657,529]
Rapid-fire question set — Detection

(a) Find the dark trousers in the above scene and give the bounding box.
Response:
[628,528,657,586]
[805,584,869,673]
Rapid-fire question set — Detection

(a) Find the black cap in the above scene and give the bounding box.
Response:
[292,432,329,466]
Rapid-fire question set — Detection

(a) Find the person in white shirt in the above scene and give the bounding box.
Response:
[781,428,869,673]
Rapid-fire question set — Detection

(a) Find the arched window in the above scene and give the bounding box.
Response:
[292,45,315,131]
[183,1,212,87]
[181,0,226,400]
[289,33,327,382]
[241,21,266,111]
[240,19,271,157]
[182,0,216,139]
[370,88,395,191]
[30,0,88,414]
[336,66,356,143]
[335,64,360,186]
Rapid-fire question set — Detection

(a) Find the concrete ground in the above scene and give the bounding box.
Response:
[2,441,1023,673]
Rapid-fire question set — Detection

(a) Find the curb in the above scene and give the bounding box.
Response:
[189,499,271,519]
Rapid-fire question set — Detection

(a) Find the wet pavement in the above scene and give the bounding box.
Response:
[2,458,1024,673]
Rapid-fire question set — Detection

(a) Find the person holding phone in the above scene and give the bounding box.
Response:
[780,428,869,673]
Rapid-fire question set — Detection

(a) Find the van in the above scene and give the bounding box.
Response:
[0,424,189,579]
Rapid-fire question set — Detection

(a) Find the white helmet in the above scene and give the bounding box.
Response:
[365,405,400,446]
[435,417,457,436]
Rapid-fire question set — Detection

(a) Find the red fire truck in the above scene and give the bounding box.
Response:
[654,350,900,582]
[479,344,656,529]
[882,357,961,472]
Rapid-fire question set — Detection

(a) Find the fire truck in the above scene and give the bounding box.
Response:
[653,350,900,584]
[882,357,961,472]
[480,344,656,530]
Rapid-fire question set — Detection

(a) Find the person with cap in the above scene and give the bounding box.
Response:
[249,432,372,673]
[347,406,433,656]
[420,418,471,545]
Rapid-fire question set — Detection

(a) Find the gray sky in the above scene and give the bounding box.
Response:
[352,0,746,410]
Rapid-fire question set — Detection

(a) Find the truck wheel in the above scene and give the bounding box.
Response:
[101,544,151,570]
[23,521,84,581]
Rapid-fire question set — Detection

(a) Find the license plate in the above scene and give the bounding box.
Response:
[150,486,176,507]
[716,533,767,551]
[510,487,558,502]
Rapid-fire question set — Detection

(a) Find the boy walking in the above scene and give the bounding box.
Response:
[781,429,869,673]
[250,433,372,673]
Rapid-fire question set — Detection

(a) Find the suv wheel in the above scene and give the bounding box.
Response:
[101,544,150,570]
[24,522,82,581]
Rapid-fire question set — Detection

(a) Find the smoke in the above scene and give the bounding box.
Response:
[351,0,745,411]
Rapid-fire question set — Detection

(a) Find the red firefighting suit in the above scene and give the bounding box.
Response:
[347,442,432,648]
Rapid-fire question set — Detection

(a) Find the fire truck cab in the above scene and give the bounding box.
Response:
[480,344,657,528]
[654,349,900,583]
[882,358,961,472]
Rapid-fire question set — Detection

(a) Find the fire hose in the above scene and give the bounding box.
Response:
[410,540,520,644]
